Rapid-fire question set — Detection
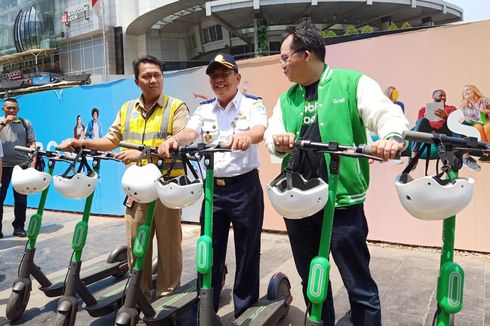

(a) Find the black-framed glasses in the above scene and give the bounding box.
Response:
[279,49,305,65]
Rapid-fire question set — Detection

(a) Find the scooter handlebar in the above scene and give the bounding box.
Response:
[119,141,158,155]
[14,145,35,154]
[403,130,490,151]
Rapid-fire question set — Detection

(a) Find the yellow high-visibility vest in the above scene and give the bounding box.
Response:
[119,95,184,177]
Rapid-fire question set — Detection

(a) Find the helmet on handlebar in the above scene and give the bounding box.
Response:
[156,175,203,209]
[394,174,474,221]
[121,163,160,203]
[54,171,98,199]
[267,171,328,219]
[12,165,52,195]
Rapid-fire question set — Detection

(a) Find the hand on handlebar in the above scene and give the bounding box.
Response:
[58,138,82,152]
[272,133,296,153]
[228,133,252,151]
[114,149,142,164]
[371,138,404,161]
[157,137,179,158]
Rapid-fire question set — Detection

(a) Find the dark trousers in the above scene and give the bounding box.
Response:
[284,204,381,326]
[412,118,453,152]
[191,169,264,323]
[0,166,28,231]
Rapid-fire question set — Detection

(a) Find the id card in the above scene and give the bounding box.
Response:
[123,196,134,208]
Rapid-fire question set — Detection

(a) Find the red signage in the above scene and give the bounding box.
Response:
[61,11,69,26]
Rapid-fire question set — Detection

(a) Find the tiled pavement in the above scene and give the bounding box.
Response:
[1,207,490,325]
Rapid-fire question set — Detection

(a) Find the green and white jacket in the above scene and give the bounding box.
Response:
[264,65,409,207]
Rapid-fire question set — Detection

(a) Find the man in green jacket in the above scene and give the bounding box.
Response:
[265,22,409,325]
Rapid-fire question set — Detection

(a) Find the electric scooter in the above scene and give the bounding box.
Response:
[282,140,383,325]
[53,148,132,326]
[401,130,490,326]
[174,142,292,326]
[116,141,200,326]
[5,146,128,323]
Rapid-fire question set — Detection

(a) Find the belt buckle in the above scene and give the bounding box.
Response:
[216,178,226,186]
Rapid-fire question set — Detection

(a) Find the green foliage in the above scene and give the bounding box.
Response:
[388,22,399,31]
[320,30,337,38]
[344,24,359,35]
[400,21,413,30]
[257,19,268,56]
[360,25,374,34]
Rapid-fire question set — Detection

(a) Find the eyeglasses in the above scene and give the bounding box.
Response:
[279,49,305,65]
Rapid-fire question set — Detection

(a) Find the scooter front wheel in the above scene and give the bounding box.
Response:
[115,308,140,326]
[107,245,129,278]
[6,283,31,322]
[267,272,291,300]
[55,312,70,326]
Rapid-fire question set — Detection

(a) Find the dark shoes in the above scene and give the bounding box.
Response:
[0,231,3,239]
[13,229,26,237]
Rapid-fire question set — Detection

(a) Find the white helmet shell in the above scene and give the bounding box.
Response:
[54,172,98,199]
[12,165,52,195]
[267,172,329,219]
[121,164,160,204]
[394,174,474,221]
[156,175,203,209]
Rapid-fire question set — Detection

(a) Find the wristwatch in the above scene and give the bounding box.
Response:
[0,121,6,127]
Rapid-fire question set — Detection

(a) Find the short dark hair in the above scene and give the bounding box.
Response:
[132,55,163,79]
[432,89,444,97]
[3,97,18,106]
[281,21,325,62]
[91,107,99,116]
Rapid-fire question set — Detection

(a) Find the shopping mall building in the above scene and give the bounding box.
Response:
[0,0,463,89]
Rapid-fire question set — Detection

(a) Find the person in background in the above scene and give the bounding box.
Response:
[86,107,103,139]
[384,86,405,113]
[0,98,36,238]
[73,115,86,140]
[460,84,490,162]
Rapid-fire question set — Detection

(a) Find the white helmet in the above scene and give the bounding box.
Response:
[156,175,203,209]
[267,171,329,219]
[121,164,161,204]
[54,172,98,199]
[12,165,52,195]
[394,174,474,221]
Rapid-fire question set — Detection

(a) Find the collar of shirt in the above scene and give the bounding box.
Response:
[135,93,165,119]
[212,90,242,113]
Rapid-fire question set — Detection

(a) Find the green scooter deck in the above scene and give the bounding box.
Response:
[143,279,197,325]
[232,295,291,326]
[39,259,127,297]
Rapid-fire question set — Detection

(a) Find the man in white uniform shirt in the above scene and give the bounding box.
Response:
[158,53,267,318]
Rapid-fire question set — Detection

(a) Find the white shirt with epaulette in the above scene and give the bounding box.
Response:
[186,90,268,178]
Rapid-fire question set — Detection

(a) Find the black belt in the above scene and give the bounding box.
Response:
[215,169,258,187]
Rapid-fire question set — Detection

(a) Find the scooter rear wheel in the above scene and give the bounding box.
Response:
[6,288,29,322]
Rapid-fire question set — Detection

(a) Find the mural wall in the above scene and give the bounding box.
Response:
[3,20,490,251]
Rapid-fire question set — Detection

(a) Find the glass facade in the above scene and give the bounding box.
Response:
[0,0,61,56]
[59,36,106,76]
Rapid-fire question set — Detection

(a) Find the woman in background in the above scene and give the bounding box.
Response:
[73,115,86,140]
[384,86,405,113]
[460,84,490,161]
